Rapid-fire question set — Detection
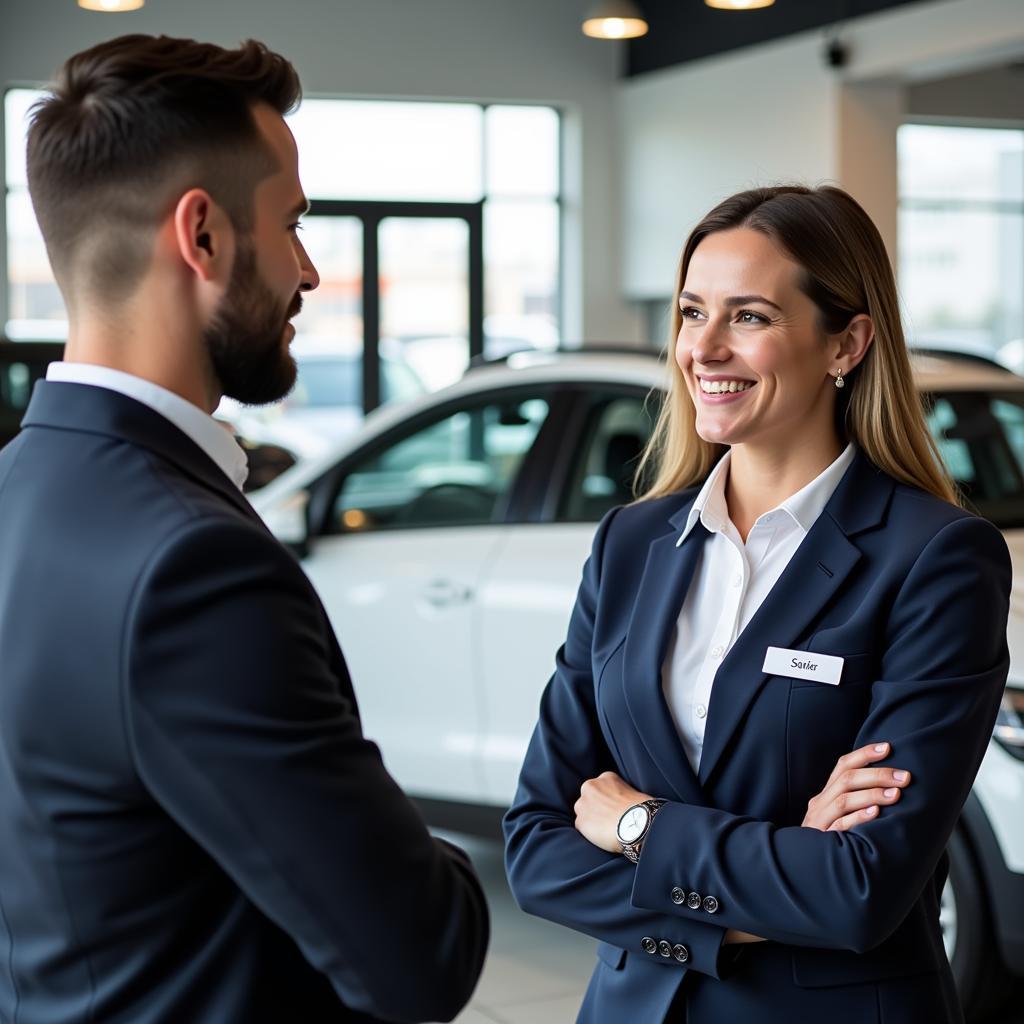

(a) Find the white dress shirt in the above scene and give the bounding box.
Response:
[45,362,249,490]
[663,443,856,772]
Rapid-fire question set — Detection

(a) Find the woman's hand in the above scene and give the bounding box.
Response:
[574,772,654,854]
[802,741,911,832]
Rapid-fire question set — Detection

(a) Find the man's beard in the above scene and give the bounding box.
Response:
[203,239,302,406]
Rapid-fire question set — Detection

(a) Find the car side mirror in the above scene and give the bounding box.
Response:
[261,489,311,559]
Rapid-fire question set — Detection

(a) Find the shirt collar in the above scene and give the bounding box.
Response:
[679,448,733,544]
[45,362,249,490]
[677,443,856,546]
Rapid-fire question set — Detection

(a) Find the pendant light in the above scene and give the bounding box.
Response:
[705,0,775,9]
[78,0,145,11]
[582,0,649,40]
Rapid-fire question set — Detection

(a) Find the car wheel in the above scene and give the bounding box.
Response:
[943,828,1014,1022]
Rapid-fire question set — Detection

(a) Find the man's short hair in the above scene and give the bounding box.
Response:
[26,34,301,305]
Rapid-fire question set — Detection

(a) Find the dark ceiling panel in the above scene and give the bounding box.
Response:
[625,0,933,77]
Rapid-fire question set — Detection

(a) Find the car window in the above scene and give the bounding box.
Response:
[926,390,1024,527]
[288,358,360,409]
[558,392,659,522]
[330,393,550,531]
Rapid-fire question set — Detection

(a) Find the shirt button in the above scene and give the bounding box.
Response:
[711,645,724,658]
[641,936,658,954]
[695,704,707,719]
[732,574,742,588]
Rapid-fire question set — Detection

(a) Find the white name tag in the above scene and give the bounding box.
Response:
[762,646,844,686]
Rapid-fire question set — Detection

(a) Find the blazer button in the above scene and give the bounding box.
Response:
[658,940,673,957]
[703,896,719,914]
[641,936,658,955]
[672,943,690,963]
[671,886,686,904]
[686,891,702,910]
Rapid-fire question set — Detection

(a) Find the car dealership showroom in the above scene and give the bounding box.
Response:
[2,0,1024,1022]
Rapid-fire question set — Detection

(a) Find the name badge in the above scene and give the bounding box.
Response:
[762,646,844,686]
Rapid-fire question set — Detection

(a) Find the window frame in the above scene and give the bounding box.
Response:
[2,90,564,358]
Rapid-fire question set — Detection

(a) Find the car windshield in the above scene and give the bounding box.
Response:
[926,389,1024,529]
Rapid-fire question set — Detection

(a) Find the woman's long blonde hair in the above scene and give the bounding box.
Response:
[636,185,958,505]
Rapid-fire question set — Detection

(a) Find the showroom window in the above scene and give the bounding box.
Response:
[2,90,562,409]
[897,123,1023,359]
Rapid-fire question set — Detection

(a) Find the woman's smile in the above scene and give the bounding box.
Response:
[697,375,758,403]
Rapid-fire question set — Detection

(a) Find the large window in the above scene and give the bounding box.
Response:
[897,123,1024,359]
[2,90,561,424]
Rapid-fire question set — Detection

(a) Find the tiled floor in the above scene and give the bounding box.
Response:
[443,833,594,1024]
[443,832,1024,1024]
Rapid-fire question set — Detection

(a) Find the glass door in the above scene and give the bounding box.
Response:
[308,199,483,420]
[380,216,470,394]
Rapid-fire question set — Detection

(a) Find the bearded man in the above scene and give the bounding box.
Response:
[0,34,488,1024]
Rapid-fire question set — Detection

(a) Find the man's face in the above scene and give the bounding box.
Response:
[203,103,318,405]
[202,236,302,405]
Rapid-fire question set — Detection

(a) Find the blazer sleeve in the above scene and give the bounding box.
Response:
[631,513,1011,953]
[123,516,489,1024]
[503,507,736,980]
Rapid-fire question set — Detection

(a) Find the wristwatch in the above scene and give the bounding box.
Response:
[616,799,666,863]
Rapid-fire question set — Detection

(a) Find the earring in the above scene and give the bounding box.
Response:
[834,369,845,390]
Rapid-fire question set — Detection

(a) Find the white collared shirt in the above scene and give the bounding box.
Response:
[45,362,249,490]
[663,443,856,772]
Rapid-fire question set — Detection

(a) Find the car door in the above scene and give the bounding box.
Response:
[300,388,553,802]
[477,385,660,803]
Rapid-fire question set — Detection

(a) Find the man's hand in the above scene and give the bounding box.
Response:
[802,741,911,832]
[574,771,654,854]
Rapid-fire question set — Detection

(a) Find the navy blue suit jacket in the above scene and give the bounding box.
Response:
[0,382,488,1024]
[504,450,1010,1024]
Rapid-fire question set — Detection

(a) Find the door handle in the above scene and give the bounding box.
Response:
[421,579,474,607]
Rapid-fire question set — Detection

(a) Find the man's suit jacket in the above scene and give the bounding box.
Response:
[503,450,1011,1024]
[0,381,488,1024]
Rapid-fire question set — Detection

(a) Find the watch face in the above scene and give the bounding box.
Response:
[617,805,650,844]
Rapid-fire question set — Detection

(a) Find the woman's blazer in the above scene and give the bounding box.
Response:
[503,450,1011,1024]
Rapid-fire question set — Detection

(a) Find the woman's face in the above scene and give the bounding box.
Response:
[676,226,839,450]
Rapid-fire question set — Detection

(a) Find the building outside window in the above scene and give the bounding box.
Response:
[897,123,1024,363]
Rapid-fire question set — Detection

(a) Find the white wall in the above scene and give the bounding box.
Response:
[619,0,1024,301]
[0,0,641,342]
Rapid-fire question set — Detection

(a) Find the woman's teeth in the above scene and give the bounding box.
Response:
[699,379,755,394]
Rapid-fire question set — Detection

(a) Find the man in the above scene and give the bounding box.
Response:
[0,34,488,1023]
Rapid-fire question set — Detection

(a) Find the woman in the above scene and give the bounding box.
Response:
[502,185,1011,1024]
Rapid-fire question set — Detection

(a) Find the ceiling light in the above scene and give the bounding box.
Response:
[582,0,649,40]
[705,0,775,8]
[78,0,145,11]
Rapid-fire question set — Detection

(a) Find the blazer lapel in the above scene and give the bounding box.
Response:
[20,380,264,527]
[622,510,710,806]
[696,451,894,787]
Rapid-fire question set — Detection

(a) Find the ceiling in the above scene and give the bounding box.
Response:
[624,0,933,76]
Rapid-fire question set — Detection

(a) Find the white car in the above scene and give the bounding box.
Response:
[252,346,1024,1020]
